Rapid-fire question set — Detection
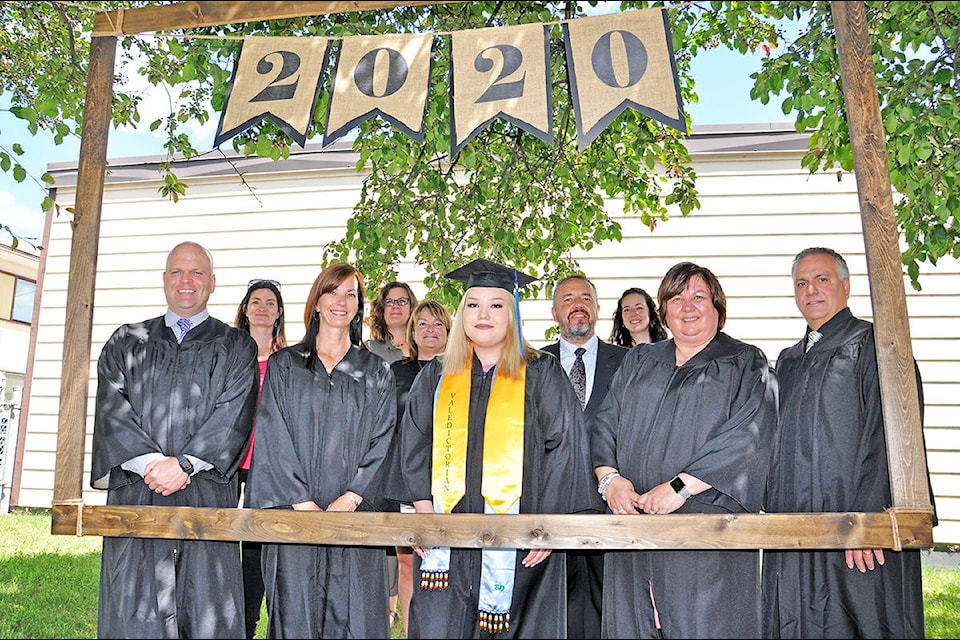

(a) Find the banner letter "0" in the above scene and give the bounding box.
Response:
[354,48,408,98]
[591,30,648,88]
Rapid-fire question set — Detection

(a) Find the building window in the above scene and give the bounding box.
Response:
[0,273,35,324]
[12,279,35,324]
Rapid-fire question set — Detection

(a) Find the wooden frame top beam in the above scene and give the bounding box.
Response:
[92,1,462,36]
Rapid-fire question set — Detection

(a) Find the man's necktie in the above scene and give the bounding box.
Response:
[177,317,192,344]
[570,347,587,407]
[805,329,822,353]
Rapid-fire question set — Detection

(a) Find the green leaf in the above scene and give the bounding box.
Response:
[10,106,38,124]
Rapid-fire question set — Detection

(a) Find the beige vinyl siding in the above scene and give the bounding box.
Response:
[19,125,960,545]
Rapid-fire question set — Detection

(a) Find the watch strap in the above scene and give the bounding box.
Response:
[176,454,194,475]
[670,474,691,500]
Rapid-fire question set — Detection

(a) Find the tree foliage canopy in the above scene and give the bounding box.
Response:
[1,1,956,293]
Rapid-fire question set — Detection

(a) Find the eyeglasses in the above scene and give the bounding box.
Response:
[249,279,281,288]
[384,297,410,307]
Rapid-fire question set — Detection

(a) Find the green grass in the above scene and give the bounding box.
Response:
[0,510,101,638]
[923,565,960,639]
[0,511,955,638]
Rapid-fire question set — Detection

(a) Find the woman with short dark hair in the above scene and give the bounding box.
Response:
[592,262,778,638]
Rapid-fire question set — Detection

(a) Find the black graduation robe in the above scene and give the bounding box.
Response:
[246,343,397,639]
[391,352,596,639]
[542,339,628,640]
[391,357,430,418]
[762,308,931,638]
[91,315,260,639]
[590,333,778,639]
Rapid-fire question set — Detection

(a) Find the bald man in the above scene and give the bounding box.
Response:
[91,241,259,638]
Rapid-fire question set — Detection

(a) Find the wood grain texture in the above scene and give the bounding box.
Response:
[51,504,935,550]
[52,35,115,503]
[831,1,932,510]
[92,1,464,36]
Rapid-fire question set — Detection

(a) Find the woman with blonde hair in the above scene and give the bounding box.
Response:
[247,263,396,638]
[391,259,595,638]
[389,298,453,636]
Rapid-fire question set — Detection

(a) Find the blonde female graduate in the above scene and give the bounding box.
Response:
[391,259,596,639]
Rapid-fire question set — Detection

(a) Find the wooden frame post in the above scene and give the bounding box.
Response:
[51,34,116,504]
[831,0,933,511]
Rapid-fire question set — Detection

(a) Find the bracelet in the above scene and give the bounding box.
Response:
[597,471,620,500]
[345,492,360,507]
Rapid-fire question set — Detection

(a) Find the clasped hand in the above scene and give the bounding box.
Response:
[605,476,684,516]
[143,456,189,496]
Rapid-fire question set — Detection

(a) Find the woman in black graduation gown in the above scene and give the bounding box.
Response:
[246,263,397,638]
[390,298,453,636]
[591,262,778,639]
[392,259,595,639]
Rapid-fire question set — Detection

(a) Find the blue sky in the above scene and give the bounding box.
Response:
[0,17,791,249]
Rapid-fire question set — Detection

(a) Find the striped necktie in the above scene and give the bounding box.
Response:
[805,329,822,353]
[176,317,192,344]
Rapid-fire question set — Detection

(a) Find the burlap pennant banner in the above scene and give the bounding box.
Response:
[214,10,685,153]
[214,37,331,148]
[450,22,552,157]
[564,8,686,150]
[324,33,434,145]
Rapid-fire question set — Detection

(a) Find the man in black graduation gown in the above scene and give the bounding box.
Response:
[763,247,933,639]
[542,274,626,639]
[91,241,259,638]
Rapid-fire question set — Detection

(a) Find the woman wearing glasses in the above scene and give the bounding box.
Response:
[365,282,419,626]
[234,278,287,638]
[366,282,419,365]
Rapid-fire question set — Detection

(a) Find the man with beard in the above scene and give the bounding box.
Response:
[543,274,627,639]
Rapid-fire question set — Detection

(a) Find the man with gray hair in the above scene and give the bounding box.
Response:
[763,247,933,638]
[91,241,259,638]
[543,274,627,639]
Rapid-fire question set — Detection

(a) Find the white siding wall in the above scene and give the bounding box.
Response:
[20,140,960,544]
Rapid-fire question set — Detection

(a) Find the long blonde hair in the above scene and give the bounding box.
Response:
[443,289,536,379]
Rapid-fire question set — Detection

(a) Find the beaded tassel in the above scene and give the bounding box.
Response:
[419,570,449,590]
[479,610,511,633]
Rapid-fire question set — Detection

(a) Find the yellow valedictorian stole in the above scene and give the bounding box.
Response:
[432,362,526,514]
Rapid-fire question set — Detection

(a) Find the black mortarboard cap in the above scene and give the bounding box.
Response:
[444,258,537,293]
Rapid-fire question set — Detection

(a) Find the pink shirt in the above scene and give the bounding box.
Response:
[240,358,269,470]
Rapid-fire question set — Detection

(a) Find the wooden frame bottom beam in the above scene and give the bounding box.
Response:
[51,504,934,551]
